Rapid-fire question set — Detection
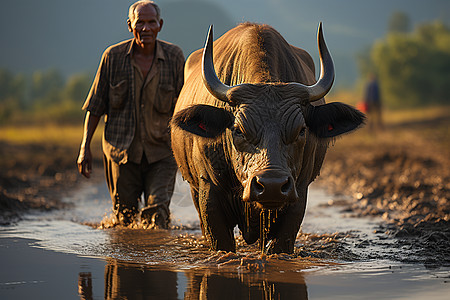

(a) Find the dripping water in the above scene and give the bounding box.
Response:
[259,208,278,254]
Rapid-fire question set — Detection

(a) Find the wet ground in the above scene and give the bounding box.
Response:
[1,175,449,299]
[1,111,449,299]
[316,124,450,268]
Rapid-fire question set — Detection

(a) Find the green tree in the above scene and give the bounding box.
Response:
[356,45,375,79]
[30,69,64,109]
[359,21,450,108]
[0,69,27,106]
[52,73,92,122]
[0,69,27,122]
[63,73,92,104]
[388,11,411,33]
[0,69,93,124]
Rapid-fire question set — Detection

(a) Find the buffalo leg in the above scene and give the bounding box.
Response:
[270,199,307,254]
[189,188,206,237]
[198,179,235,252]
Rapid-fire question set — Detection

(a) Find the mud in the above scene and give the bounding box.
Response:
[1,113,449,268]
[1,164,449,298]
[315,119,450,267]
[0,141,101,223]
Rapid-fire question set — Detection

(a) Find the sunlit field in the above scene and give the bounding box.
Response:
[0,124,102,147]
[1,106,448,146]
[326,91,450,151]
[0,124,81,146]
[1,104,449,300]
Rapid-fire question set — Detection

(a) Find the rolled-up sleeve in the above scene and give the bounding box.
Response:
[82,49,110,116]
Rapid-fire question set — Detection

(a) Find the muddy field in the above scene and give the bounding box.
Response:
[0,141,88,222]
[316,115,450,267]
[1,110,449,267]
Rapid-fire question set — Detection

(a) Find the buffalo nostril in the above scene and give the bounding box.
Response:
[281,177,292,194]
[253,177,265,194]
[246,170,298,206]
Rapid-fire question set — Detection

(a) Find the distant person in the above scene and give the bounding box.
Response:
[77,1,185,228]
[364,73,383,131]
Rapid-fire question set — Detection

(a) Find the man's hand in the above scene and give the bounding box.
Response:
[77,111,101,179]
[77,147,93,178]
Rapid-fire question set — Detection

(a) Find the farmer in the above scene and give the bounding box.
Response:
[364,73,383,131]
[77,0,184,228]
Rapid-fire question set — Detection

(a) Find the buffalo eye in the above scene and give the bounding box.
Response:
[233,125,244,137]
[232,124,258,153]
[292,126,307,143]
[299,127,306,137]
[285,125,306,144]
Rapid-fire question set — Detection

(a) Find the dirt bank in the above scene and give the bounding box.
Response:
[0,141,102,224]
[315,114,450,267]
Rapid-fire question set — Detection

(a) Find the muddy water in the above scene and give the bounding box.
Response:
[0,174,449,299]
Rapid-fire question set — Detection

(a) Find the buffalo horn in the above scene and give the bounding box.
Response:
[202,23,334,103]
[289,22,335,102]
[202,25,232,103]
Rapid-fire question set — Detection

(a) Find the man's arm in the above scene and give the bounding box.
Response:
[77,111,101,178]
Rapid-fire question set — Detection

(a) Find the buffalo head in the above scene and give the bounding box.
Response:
[172,24,365,210]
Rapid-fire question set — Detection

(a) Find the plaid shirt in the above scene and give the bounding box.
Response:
[83,39,184,164]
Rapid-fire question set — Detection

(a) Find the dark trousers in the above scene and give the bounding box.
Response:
[103,154,178,224]
[367,102,383,131]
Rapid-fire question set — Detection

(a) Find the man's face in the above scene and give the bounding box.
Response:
[128,5,163,49]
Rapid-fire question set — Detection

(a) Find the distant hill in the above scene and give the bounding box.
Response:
[0,0,448,87]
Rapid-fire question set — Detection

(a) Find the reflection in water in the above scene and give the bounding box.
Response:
[104,227,210,265]
[78,272,93,300]
[183,269,307,299]
[104,259,178,300]
[79,259,308,300]
[100,228,309,298]
[3,180,448,300]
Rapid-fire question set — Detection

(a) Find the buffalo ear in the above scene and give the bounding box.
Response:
[171,104,234,138]
[305,102,366,138]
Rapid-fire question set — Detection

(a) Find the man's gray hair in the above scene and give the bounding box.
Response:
[128,1,161,22]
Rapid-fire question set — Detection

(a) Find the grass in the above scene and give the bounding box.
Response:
[328,90,450,125]
[0,123,103,147]
[329,104,450,164]
[0,123,105,168]
[383,105,450,125]
[0,105,448,154]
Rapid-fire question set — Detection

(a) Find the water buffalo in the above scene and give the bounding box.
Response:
[170,23,365,253]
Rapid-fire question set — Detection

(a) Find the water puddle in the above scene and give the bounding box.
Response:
[1,174,449,299]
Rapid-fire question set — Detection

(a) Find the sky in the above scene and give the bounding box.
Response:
[0,0,448,86]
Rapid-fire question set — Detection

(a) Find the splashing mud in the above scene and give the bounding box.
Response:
[1,175,449,299]
[0,177,436,267]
